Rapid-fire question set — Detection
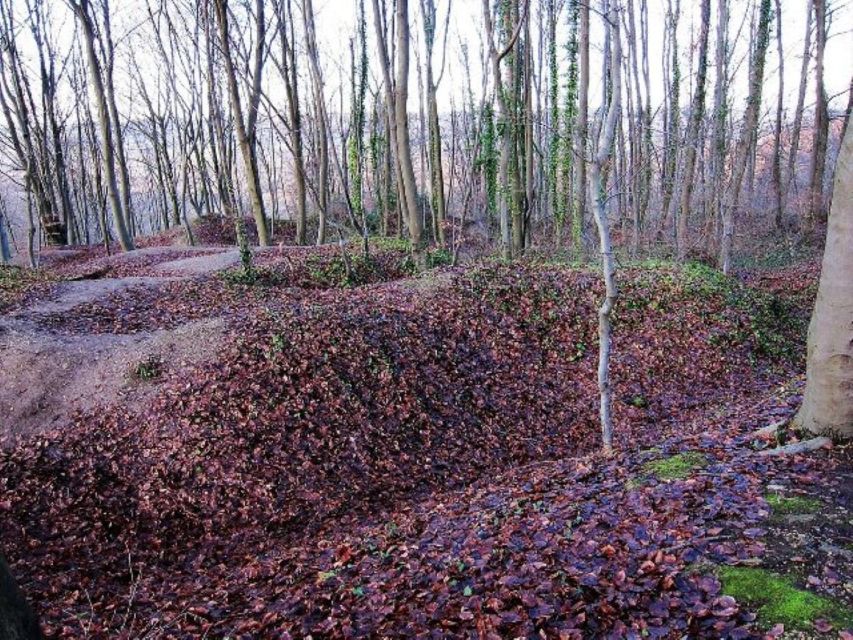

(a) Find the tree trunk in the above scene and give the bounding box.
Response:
[676,0,710,261]
[771,0,784,229]
[807,0,828,230]
[573,0,589,256]
[794,123,853,438]
[212,0,270,247]
[719,0,771,274]
[278,0,307,245]
[71,0,134,251]
[0,553,43,640]
[785,0,812,212]
[590,0,621,452]
[395,0,423,251]
[303,0,329,245]
[708,0,728,256]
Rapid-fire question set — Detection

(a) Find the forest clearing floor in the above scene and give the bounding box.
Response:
[0,246,850,639]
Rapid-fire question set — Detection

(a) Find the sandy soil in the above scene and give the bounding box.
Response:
[0,247,241,445]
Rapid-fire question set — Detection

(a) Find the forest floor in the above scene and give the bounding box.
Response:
[0,241,850,639]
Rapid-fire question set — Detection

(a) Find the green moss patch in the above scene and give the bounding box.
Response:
[719,566,853,631]
[641,452,707,480]
[765,493,822,515]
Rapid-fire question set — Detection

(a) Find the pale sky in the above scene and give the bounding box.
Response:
[9,0,852,122]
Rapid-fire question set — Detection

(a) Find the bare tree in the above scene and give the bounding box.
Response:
[67,0,134,251]
[394,0,423,252]
[675,0,710,260]
[589,0,622,451]
[211,0,270,246]
[719,0,772,274]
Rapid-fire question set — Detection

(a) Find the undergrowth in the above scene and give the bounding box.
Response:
[0,265,53,312]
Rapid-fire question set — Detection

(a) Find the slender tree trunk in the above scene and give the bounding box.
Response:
[707,0,728,255]
[70,0,134,251]
[395,0,423,251]
[420,0,449,247]
[304,0,330,244]
[719,0,772,274]
[277,0,307,245]
[212,0,270,247]
[676,0,710,260]
[770,0,784,229]
[808,0,828,230]
[573,0,589,256]
[100,3,135,238]
[590,0,621,452]
[785,0,812,212]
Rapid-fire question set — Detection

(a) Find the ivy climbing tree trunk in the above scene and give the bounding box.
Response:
[573,0,589,257]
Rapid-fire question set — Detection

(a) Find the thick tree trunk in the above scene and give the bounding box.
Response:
[0,553,43,639]
[794,124,853,438]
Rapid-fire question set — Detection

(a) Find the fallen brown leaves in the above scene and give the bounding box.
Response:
[1,256,835,638]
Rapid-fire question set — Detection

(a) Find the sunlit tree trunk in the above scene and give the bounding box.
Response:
[794,123,853,438]
[395,0,423,252]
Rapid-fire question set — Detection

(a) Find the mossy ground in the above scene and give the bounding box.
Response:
[641,452,707,480]
[765,493,822,515]
[719,566,853,631]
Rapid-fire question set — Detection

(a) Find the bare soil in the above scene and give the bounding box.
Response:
[0,246,241,445]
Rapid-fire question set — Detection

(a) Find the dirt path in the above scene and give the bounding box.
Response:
[0,247,241,445]
[152,249,240,275]
[0,316,225,446]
